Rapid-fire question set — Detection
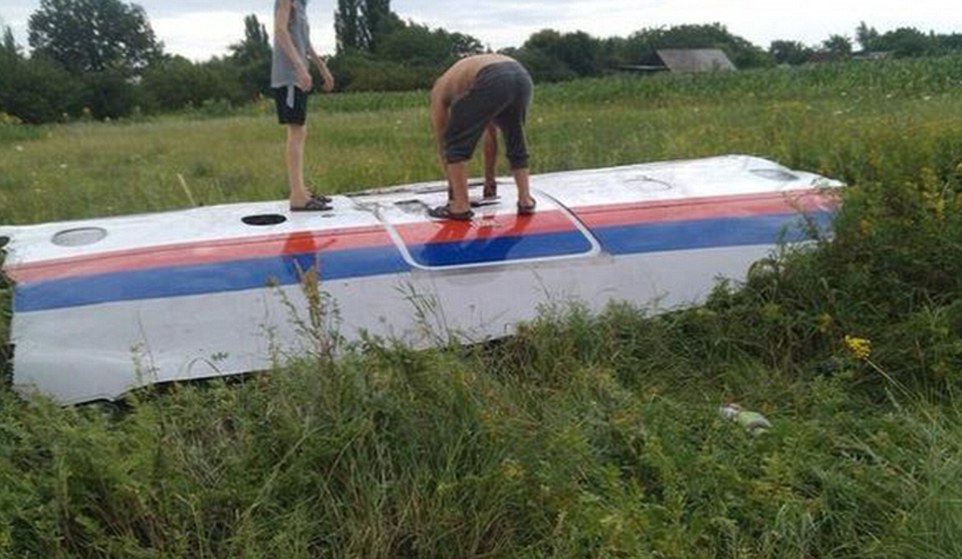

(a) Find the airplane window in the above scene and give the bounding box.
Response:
[51,227,107,247]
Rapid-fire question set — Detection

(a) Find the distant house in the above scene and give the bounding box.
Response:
[619,49,737,74]
[657,49,736,72]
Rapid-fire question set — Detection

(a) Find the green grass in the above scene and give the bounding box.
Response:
[3,55,962,223]
[2,56,962,557]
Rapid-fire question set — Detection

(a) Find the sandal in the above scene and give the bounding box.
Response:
[470,195,501,208]
[428,205,474,221]
[309,192,333,204]
[517,199,537,215]
[291,197,333,212]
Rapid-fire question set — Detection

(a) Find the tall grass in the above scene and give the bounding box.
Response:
[2,56,962,557]
[3,55,962,223]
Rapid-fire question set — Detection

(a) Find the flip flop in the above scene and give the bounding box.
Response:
[428,205,474,221]
[470,195,501,208]
[291,197,333,212]
[517,199,537,215]
[309,192,333,204]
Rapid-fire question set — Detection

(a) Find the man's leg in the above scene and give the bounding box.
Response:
[445,161,472,214]
[497,117,534,210]
[286,123,310,207]
[503,127,535,210]
[512,167,534,210]
[445,85,506,210]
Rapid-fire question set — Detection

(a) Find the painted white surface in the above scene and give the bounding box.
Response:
[0,155,844,404]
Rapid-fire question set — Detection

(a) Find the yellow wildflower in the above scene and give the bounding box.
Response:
[844,335,872,359]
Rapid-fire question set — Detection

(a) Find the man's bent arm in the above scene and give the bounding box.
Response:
[307,45,334,92]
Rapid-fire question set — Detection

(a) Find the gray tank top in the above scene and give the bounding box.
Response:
[271,0,310,90]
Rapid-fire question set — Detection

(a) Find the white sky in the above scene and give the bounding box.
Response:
[1,1,960,62]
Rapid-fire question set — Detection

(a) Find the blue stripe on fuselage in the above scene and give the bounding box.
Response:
[407,230,593,267]
[14,245,410,312]
[12,212,831,312]
[596,212,831,254]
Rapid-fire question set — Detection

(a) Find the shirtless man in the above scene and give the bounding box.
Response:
[429,54,536,221]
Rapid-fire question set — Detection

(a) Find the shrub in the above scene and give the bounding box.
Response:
[0,55,81,123]
[328,52,441,92]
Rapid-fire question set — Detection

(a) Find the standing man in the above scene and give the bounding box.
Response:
[272,0,335,212]
[429,54,536,221]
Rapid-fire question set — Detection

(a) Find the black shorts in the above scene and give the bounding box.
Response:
[273,86,309,125]
[445,61,533,169]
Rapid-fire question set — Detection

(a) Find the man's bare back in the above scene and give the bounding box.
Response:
[431,54,516,108]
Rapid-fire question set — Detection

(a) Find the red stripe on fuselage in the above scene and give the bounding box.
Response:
[395,211,575,245]
[575,189,837,227]
[5,226,392,283]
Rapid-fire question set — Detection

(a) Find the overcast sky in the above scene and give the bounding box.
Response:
[2,1,960,62]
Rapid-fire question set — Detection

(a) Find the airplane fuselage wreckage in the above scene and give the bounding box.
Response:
[0,156,843,404]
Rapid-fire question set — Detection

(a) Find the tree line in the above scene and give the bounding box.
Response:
[2,0,961,124]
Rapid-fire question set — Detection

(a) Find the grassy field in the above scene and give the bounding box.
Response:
[2,56,962,557]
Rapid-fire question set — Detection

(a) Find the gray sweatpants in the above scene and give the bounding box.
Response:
[444,61,533,169]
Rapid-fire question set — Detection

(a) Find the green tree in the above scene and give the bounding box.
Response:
[598,36,629,69]
[0,54,81,123]
[141,54,245,113]
[376,24,483,65]
[2,23,85,123]
[361,0,402,52]
[376,24,450,65]
[933,32,962,54]
[1,24,20,59]
[447,31,485,57]
[81,69,140,119]
[821,35,853,59]
[229,14,271,99]
[335,0,402,53]
[335,0,364,52]
[141,56,200,111]
[875,27,931,57]
[27,0,163,76]
[769,40,813,65]
[523,29,601,77]
[855,21,880,51]
[509,45,576,83]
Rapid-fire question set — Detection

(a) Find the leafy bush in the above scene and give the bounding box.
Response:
[328,52,442,92]
[141,56,246,114]
[81,70,143,120]
[0,54,80,123]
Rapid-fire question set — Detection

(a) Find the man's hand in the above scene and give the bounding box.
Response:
[320,67,335,92]
[310,52,334,93]
[295,65,312,91]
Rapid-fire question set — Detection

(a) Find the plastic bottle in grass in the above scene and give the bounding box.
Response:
[719,403,772,436]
